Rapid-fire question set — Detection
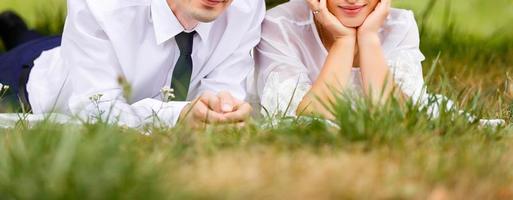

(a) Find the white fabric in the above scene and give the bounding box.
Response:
[0,114,76,129]
[252,0,426,117]
[27,0,265,128]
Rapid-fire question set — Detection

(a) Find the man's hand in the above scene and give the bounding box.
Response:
[178,91,227,129]
[217,91,252,125]
[178,91,252,129]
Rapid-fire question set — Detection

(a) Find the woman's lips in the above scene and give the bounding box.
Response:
[339,4,367,16]
[201,0,223,7]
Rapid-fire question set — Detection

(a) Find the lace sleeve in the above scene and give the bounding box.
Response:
[255,15,313,117]
[388,49,427,102]
[260,71,311,117]
[386,45,504,126]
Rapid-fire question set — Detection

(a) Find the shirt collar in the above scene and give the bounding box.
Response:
[151,0,213,45]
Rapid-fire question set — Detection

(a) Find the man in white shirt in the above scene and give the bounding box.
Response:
[0,0,265,128]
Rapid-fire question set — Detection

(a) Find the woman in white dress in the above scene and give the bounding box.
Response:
[255,0,425,119]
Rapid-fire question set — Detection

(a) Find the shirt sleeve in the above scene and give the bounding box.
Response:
[255,17,312,117]
[195,0,266,101]
[386,11,427,103]
[62,0,187,128]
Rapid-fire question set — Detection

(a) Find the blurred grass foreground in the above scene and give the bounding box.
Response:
[1,0,513,199]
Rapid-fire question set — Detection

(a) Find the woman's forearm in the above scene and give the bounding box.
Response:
[296,37,356,118]
[358,33,394,103]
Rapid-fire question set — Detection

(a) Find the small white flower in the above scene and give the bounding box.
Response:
[88,93,104,103]
[161,86,175,102]
[0,83,9,92]
[88,93,106,121]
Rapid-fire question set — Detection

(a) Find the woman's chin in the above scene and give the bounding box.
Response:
[340,20,364,28]
[344,24,362,28]
[344,24,361,28]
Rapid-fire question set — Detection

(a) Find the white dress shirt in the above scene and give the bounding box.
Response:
[251,0,426,117]
[27,0,265,127]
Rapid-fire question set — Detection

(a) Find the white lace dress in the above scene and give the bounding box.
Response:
[249,0,503,126]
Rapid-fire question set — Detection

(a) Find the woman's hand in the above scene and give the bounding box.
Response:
[358,0,391,38]
[306,0,356,39]
[357,0,394,104]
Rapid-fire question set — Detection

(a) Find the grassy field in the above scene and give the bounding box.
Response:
[1,0,513,199]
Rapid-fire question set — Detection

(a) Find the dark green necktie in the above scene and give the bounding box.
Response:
[171,31,196,101]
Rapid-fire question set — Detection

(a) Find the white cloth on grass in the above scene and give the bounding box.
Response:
[0,114,75,129]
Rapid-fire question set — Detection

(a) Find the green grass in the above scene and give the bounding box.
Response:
[1,98,513,199]
[1,0,513,199]
[395,0,513,38]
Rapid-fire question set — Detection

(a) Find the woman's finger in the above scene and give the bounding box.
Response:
[384,0,391,13]
[384,0,391,7]
[373,2,382,14]
[369,2,387,20]
[305,0,319,10]
[319,0,327,10]
[376,0,391,16]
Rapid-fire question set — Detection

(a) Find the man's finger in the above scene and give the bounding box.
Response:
[193,101,227,124]
[233,98,243,106]
[224,103,252,122]
[217,91,235,113]
[200,91,222,112]
[199,91,216,104]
